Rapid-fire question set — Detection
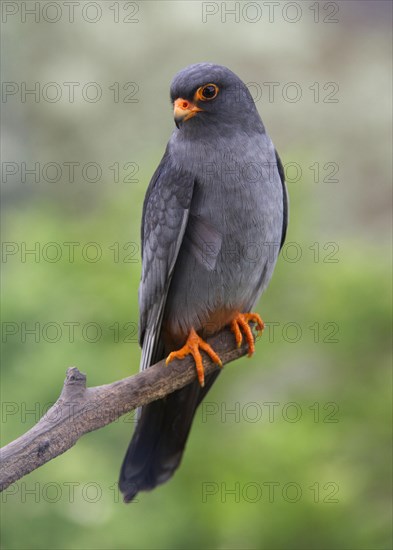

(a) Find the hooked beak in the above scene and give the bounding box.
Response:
[173,98,203,128]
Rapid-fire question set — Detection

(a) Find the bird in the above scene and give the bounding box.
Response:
[119,62,288,502]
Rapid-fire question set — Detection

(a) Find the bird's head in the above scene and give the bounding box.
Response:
[170,63,264,137]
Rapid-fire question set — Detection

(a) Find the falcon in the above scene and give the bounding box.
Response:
[119,63,288,502]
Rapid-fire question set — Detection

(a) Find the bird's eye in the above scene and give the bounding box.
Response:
[196,83,219,101]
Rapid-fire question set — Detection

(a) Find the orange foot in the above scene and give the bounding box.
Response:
[230,312,265,357]
[165,328,222,387]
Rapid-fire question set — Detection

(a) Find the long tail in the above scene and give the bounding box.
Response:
[119,371,219,502]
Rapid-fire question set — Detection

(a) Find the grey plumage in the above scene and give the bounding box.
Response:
[119,63,288,502]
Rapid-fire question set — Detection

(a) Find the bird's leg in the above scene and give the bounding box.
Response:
[166,328,222,387]
[230,313,264,356]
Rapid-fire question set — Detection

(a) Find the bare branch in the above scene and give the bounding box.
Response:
[0,327,254,491]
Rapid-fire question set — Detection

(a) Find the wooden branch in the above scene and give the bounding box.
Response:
[0,327,254,492]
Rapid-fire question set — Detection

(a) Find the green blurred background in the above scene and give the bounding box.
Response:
[1,1,392,549]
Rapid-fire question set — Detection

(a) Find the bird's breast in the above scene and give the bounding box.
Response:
[163,132,283,340]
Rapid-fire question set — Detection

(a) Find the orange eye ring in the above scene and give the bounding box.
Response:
[195,83,219,101]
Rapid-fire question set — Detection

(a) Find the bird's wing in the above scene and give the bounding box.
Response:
[138,147,195,372]
[275,149,289,249]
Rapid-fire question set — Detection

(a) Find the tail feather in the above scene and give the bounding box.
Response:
[119,371,220,502]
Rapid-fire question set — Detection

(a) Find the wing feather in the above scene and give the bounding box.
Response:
[275,149,289,250]
[138,147,195,372]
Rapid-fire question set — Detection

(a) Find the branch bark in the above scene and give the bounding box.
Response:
[0,327,254,491]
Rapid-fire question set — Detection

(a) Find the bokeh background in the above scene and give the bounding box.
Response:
[1,1,392,549]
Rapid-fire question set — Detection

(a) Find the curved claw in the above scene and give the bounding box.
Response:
[230,312,265,356]
[166,328,222,387]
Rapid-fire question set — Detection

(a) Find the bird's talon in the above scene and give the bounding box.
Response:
[166,328,222,387]
[230,312,264,356]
